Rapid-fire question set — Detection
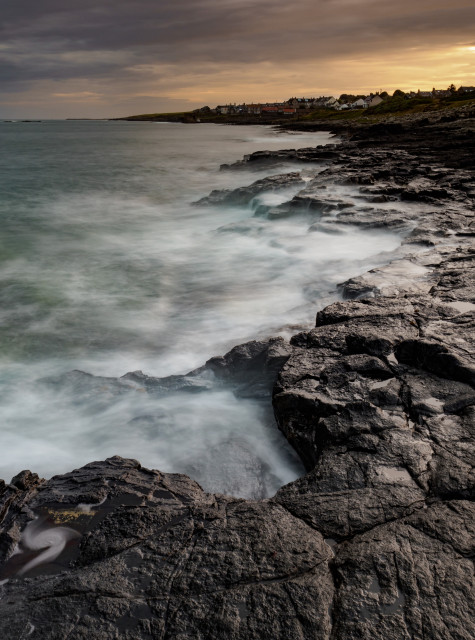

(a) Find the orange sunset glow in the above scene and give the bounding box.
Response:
[0,0,474,118]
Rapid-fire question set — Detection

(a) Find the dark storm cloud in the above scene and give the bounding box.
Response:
[1,0,474,90]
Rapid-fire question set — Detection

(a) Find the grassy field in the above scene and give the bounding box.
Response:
[115,92,475,125]
[301,92,475,121]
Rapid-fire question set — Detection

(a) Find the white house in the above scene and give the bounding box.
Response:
[365,95,384,107]
[351,98,367,109]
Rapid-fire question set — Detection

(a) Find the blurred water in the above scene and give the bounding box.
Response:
[0,121,402,495]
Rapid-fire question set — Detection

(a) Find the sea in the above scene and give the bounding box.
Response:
[0,120,404,497]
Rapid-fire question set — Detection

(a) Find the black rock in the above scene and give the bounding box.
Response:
[194,172,305,206]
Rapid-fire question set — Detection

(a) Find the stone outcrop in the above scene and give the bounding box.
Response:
[220,145,340,170]
[43,336,294,402]
[193,172,305,206]
[0,458,335,639]
[274,249,475,525]
[0,112,474,638]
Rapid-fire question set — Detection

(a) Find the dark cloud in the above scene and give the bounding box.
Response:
[1,0,474,115]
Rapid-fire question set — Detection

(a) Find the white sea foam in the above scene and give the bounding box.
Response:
[15,517,81,576]
[0,122,407,497]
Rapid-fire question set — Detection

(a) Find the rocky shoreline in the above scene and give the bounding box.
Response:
[0,111,474,639]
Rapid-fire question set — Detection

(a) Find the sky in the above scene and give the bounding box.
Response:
[1,0,474,118]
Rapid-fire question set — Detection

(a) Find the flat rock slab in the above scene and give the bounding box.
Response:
[0,457,334,640]
[1,454,473,639]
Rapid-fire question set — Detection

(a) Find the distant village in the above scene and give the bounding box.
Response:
[195,85,475,116]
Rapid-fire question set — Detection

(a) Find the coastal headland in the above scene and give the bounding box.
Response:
[112,87,475,129]
[0,105,474,639]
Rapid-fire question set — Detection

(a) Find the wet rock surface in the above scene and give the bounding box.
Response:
[1,113,474,638]
[220,145,340,170]
[193,172,305,206]
[274,250,475,533]
[43,337,294,403]
[0,458,334,640]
